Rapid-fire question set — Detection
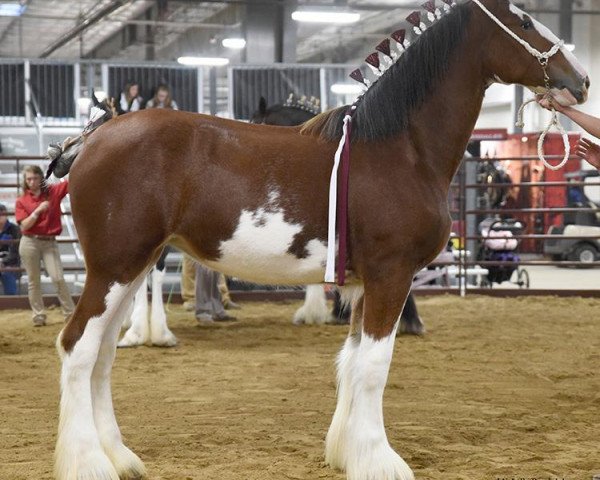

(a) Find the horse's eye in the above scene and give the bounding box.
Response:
[521,20,533,30]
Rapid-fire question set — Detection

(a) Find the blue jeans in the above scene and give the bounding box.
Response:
[1,271,18,295]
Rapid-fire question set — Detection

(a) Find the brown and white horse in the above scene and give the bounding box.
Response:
[52,1,588,479]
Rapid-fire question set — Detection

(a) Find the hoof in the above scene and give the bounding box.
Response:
[327,314,350,325]
[151,332,178,347]
[117,330,146,348]
[293,308,329,325]
[345,443,414,480]
[107,444,146,480]
[399,316,425,336]
[55,449,120,480]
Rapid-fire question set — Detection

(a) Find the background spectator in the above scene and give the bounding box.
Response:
[146,84,178,109]
[15,166,75,326]
[118,81,143,114]
[0,203,21,295]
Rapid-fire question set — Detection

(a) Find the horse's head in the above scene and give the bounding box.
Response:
[475,0,589,106]
[249,97,269,124]
[249,96,318,126]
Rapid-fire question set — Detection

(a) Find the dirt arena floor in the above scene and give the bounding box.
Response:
[1,295,599,480]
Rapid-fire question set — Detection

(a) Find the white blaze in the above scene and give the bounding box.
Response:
[509,4,587,78]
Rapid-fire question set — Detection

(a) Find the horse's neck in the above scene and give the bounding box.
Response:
[411,40,487,183]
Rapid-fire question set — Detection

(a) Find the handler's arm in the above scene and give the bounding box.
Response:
[560,106,600,139]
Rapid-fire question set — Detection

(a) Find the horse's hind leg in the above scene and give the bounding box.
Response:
[293,284,329,325]
[55,269,148,480]
[326,274,415,480]
[118,275,150,348]
[92,272,148,478]
[149,248,177,347]
[399,293,425,335]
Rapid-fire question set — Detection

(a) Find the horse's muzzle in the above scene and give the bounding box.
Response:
[567,75,590,104]
[551,78,589,106]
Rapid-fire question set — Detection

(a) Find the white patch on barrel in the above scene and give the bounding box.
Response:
[509,4,587,78]
[206,202,327,285]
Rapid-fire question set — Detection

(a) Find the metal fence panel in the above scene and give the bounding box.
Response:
[0,62,25,120]
[29,63,76,122]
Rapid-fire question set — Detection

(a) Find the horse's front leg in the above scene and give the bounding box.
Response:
[326,273,414,480]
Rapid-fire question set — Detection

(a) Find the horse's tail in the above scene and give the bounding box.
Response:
[45,103,114,180]
[46,137,84,180]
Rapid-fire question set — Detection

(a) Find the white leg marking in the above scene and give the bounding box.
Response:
[293,284,329,325]
[150,268,177,347]
[118,276,149,348]
[55,282,134,480]
[327,323,414,480]
[325,335,360,469]
[93,275,147,479]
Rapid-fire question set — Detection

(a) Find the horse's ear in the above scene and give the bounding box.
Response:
[91,89,100,106]
[259,96,267,114]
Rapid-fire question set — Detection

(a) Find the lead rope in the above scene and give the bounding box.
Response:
[515,58,571,170]
[515,98,570,171]
[472,0,570,170]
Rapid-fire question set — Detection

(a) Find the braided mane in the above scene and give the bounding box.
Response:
[300,2,471,143]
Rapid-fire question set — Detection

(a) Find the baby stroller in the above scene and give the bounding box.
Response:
[477,217,530,288]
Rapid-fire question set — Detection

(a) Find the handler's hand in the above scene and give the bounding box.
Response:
[36,201,50,213]
[535,93,566,113]
[575,137,600,171]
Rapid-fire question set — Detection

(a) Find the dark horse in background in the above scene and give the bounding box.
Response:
[251,95,423,331]
[50,1,588,479]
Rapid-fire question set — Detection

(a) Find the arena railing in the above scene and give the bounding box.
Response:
[3,150,600,304]
[449,154,600,296]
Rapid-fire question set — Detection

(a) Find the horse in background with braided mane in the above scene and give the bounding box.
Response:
[47,1,588,479]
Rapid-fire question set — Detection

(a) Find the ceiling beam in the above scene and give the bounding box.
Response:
[39,0,128,58]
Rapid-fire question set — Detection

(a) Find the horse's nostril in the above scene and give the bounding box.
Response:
[585,76,591,89]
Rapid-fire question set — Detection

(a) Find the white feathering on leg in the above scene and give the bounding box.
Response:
[117,276,149,347]
[150,268,177,347]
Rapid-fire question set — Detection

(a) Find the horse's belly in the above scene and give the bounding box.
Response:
[203,209,327,285]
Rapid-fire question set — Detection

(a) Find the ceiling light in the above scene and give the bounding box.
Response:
[222,38,246,49]
[330,83,363,95]
[291,8,360,24]
[177,56,230,66]
[0,3,26,16]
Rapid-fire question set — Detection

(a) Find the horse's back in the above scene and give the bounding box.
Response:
[68,109,335,283]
